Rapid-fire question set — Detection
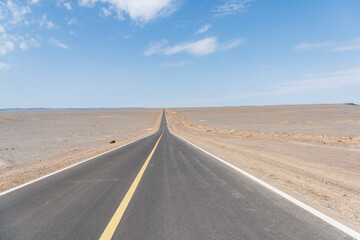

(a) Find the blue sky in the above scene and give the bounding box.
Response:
[1,0,360,108]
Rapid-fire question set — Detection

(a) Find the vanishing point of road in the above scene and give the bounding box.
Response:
[0,110,355,239]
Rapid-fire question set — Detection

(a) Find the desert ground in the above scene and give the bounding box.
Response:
[0,109,162,192]
[166,104,360,231]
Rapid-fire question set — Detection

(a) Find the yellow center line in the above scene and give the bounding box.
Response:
[99,128,164,240]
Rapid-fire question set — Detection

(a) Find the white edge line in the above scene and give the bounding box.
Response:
[167,127,360,239]
[0,132,158,197]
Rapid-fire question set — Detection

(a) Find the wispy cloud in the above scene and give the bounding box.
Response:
[196,23,211,34]
[0,1,42,57]
[0,0,31,25]
[176,20,190,28]
[0,61,11,69]
[334,45,360,52]
[267,68,360,92]
[29,0,41,4]
[333,37,360,52]
[145,37,243,56]
[0,39,15,55]
[144,39,168,56]
[78,0,181,24]
[1,25,41,54]
[222,38,244,50]
[19,37,41,50]
[39,14,56,29]
[160,61,192,68]
[294,41,333,51]
[56,0,72,10]
[101,7,111,17]
[48,37,69,49]
[213,0,254,16]
[67,17,79,25]
[19,41,27,50]
[63,2,71,10]
[164,37,218,56]
[232,67,360,99]
[295,37,360,52]
[145,37,218,56]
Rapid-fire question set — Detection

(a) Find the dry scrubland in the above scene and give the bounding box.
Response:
[166,104,360,231]
[0,109,162,192]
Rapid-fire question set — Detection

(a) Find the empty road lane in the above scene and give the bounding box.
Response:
[0,111,355,239]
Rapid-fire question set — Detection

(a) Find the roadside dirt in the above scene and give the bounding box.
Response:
[166,105,360,232]
[0,109,162,192]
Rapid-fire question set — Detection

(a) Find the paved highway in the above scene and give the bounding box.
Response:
[0,110,354,239]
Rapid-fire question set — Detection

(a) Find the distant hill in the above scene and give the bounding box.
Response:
[0,107,145,111]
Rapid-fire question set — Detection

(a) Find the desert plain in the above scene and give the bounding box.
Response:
[1,104,359,232]
[166,104,360,231]
[0,108,162,192]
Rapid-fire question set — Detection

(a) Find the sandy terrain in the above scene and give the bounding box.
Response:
[0,109,162,192]
[166,104,360,232]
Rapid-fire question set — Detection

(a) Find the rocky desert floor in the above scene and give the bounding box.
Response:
[166,104,360,232]
[0,109,162,192]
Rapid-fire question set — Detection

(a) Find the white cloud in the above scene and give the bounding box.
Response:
[160,61,192,68]
[165,37,218,56]
[145,37,218,56]
[19,41,27,50]
[63,2,72,10]
[78,0,180,24]
[196,23,211,34]
[101,7,111,17]
[78,0,97,6]
[39,14,56,29]
[267,67,360,93]
[295,37,360,52]
[19,37,40,50]
[233,67,360,100]
[334,45,360,51]
[0,27,40,54]
[67,17,79,25]
[0,40,15,55]
[333,37,360,52]
[145,37,243,56]
[1,32,18,42]
[29,0,40,4]
[295,41,333,51]
[0,1,41,57]
[56,0,72,10]
[46,21,55,29]
[0,61,11,69]
[144,39,168,56]
[176,19,190,28]
[222,38,244,50]
[0,0,31,25]
[213,0,254,16]
[48,37,69,49]
[29,37,40,47]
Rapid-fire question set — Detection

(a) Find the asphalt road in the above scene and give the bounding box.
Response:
[0,110,354,239]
